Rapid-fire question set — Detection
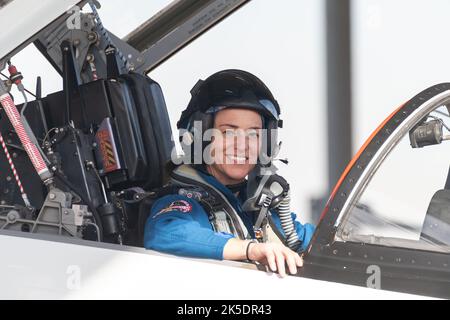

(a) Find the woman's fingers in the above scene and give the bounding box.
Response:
[284,249,298,275]
[295,254,303,267]
[274,250,286,277]
[253,243,304,277]
[265,249,277,272]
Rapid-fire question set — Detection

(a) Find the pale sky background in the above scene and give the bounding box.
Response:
[11,0,450,226]
[101,0,327,224]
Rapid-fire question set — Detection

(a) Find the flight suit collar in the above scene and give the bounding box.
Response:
[195,168,256,238]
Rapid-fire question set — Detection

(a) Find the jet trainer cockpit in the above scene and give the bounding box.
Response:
[304,84,450,298]
[0,0,249,246]
[0,0,449,299]
[337,103,450,249]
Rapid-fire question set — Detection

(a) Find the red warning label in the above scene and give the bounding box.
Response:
[97,129,118,173]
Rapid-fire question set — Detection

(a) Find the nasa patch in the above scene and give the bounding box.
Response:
[153,200,193,218]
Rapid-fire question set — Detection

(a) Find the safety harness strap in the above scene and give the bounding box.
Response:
[170,165,250,240]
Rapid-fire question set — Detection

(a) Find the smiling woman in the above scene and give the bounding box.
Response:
[144,69,315,277]
[206,108,263,185]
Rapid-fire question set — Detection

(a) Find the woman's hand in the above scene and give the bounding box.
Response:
[223,238,303,277]
[247,242,303,277]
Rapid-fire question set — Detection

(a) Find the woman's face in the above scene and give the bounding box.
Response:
[207,108,262,185]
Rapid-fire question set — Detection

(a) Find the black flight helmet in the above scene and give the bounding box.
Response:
[178,69,283,164]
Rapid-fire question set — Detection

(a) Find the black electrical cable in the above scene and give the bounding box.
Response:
[53,170,104,242]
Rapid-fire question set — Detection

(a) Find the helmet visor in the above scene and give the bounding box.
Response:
[205,98,279,121]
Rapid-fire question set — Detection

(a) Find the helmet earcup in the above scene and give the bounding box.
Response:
[257,117,280,166]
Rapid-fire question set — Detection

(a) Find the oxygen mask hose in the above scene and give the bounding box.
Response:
[246,170,302,251]
[275,190,301,251]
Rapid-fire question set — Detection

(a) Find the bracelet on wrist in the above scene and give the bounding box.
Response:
[246,240,258,261]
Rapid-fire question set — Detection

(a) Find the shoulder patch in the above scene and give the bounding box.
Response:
[153,200,193,218]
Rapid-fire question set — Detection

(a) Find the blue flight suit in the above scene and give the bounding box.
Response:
[144,168,315,260]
